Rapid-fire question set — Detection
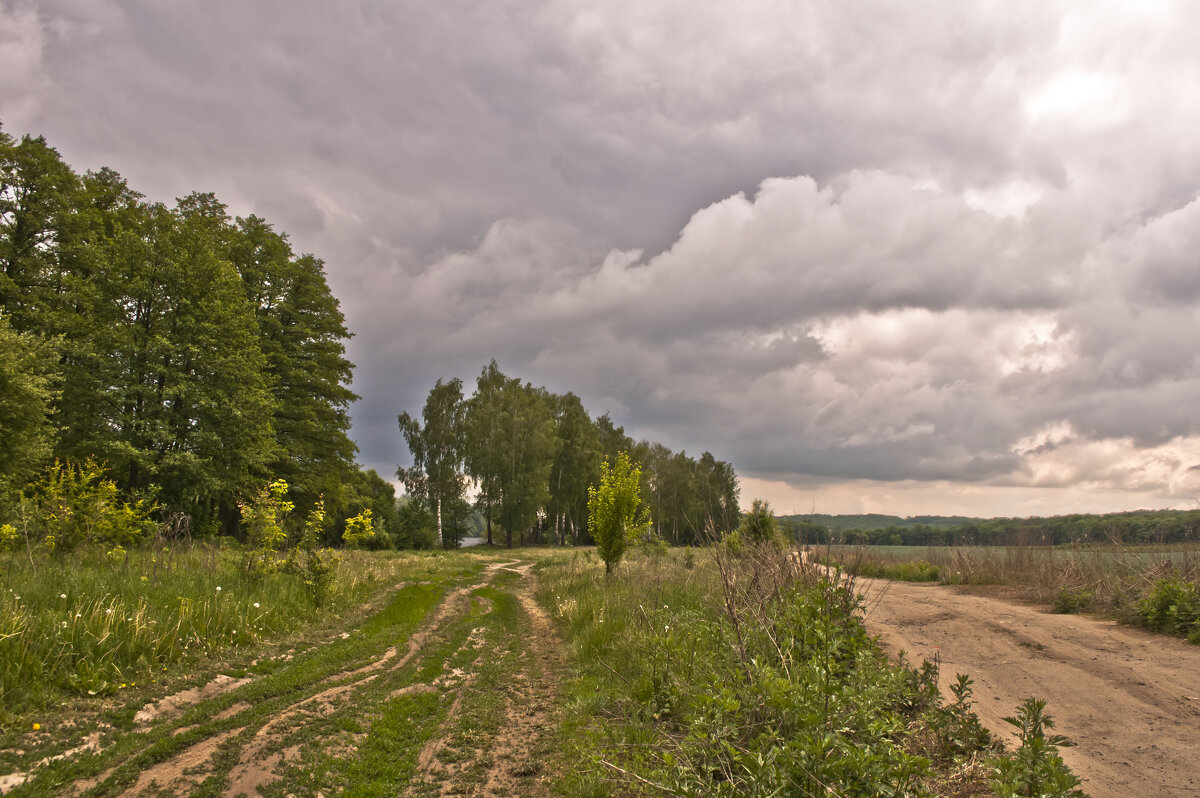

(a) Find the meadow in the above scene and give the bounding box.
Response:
[2,543,1087,797]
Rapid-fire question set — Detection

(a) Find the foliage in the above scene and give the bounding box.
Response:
[992,698,1085,797]
[0,314,59,513]
[1137,577,1200,637]
[240,479,293,578]
[342,508,378,549]
[587,452,652,573]
[1,128,358,534]
[1052,586,1094,614]
[231,215,359,515]
[396,498,438,550]
[927,671,992,759]
[13,459,156,557]
[399,377,466,547]
[736,498,782,546]
[288,497,340,607]
[541,545,982,795]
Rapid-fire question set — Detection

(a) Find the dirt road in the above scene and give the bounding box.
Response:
[3,556,562,797]
[858,578,1200,798]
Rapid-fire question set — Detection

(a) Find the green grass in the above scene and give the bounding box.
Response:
[539,544,1027,796]
[0,544,469,713]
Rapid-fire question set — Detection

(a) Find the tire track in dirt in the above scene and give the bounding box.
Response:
[858,578,1200,798]
[411,560,562,798]
[103,562,512,798]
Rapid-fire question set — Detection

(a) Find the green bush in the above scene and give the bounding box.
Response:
[1137,577,1200,637]
[12,459,156,556]
[992,698,1084,797]
[1051,586,1094,614]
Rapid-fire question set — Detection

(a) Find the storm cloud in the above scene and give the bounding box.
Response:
[5,0,1200,516]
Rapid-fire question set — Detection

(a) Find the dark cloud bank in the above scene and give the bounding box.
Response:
[5,0,1200,515]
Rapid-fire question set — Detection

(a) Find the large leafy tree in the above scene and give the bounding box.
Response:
[0,131,83,333]
[229,215,359,514]
[399,377,466,547]
[494,382,558,545]
[697,451,741,537]
[463,361,558,547]
[463,361,509,545]
[0,127,360,537]
[78,193,276,527]
[546,392,601,545]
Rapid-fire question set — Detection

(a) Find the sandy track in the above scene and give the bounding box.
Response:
[858,578,1200,798]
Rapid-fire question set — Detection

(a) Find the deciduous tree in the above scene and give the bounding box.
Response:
[399,378,466,547]
[588,451,651,573]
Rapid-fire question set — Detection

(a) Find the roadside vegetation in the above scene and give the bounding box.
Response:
[539,543,1084,797]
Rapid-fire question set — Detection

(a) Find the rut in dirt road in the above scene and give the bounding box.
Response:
[39,556,566,798]
[859,578,1200,798]
[408,560,563,798]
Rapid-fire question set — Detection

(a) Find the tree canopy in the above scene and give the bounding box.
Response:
[0,126,361,537]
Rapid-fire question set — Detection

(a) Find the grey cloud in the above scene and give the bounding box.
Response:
[10,0,1200,511]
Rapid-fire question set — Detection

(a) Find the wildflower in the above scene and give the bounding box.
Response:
[253,602,260,609]
[32,723,40,731]
[61,621,68,628]
[75,613,80,618]
[60,593,67,600]
[105,608,113,614]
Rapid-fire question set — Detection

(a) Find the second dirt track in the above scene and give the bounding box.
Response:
[859,577,1200,798]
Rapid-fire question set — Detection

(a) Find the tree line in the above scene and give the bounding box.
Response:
[0,127,400,545]
[782,509,1200,547]
[398,361,741,548]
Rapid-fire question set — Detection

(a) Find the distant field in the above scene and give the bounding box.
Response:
[819,541,1200,644]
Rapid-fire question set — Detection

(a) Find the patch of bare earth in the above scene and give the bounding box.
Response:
[133,673,254,726]
[118,728,243,798]
[858,577,1200,798]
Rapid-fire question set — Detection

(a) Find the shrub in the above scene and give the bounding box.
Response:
[992,698,1084,797]
[1137,577,1200,637]
[1051,586,1094,614]
[342,508,378,549]
[13,459,156,557]
[240,479,293,578]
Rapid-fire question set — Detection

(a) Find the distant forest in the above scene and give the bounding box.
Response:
[781,509,1200,546]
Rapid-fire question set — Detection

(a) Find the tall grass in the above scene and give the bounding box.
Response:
[537,544,1034,796]
[0,542,415,711]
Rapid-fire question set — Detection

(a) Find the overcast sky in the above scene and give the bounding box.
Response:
[5,1,1200,518]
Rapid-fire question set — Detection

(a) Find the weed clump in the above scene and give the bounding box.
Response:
[1137,577,1200,639]
[1051,586,1094,614]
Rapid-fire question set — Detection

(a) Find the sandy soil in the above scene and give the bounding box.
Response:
[858,578,1200,798]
